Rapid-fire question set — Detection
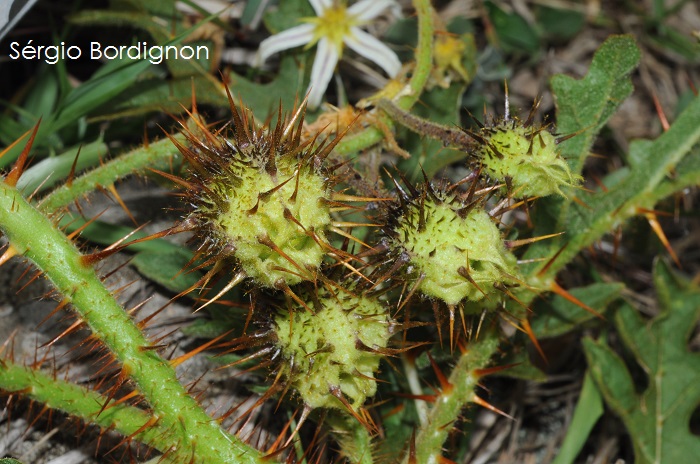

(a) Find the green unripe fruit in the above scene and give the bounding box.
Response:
[200,155,330,288]
[174,101,337,288]
[386,184,518,305]
[273,287,390,411]
[476,121,580,197]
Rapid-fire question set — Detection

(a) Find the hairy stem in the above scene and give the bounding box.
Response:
[0,359,171,454]
[0,181,263,464]
[376,98,474,149]
[396,0,436,111]
[38,133,184,213]
[329,415,375,464]
[403,328,500,464]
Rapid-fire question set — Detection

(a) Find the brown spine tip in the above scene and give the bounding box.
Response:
[5,118,42,187]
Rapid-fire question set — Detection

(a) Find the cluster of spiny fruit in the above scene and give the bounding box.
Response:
[167,88,580,426]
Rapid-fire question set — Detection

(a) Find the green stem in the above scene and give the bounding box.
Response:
[0,359,172,456]
[376,98,473,149]
[334,0,435,156]
[38,134,184,213]
[17,139,108,195]
[403,328,500,464]
[347,425,375,464]
[397,0,435,111]
[0,181,263,464]
[333,125,386,157]
[329,415,375,464]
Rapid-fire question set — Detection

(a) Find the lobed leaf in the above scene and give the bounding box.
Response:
[583,260,700,464]
[551,35,640,175]
[561,93,700,265]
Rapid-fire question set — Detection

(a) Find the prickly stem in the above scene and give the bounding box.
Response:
[376,98,474,150]
[0,181,264,464]
[401,328,500,464]
[38,133,186,213]
[0,359,170,452]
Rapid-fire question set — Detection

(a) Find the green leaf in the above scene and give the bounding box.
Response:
[17,139,108,194]
[227,55,306,122]
[132,249,202,293]
[89,73,224,121]
[51,55,154,134]
[262,0,313,33]
[182,306,242,339]
[22,67,61,120]
[68,10,171,44]
[652,145,700,200]
[536,6,585,42]
[241,0,267,26]
[583,260,700,464]
[532,282,624,339]
[551,372,604,464]
[551,35,640,174]
[485,1,539,55]
[563,93,700,260]
[648,25,700,63]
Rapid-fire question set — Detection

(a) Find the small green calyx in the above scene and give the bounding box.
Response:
[273,286,390,411]
[477,121,581,197]
[391,187,518,305]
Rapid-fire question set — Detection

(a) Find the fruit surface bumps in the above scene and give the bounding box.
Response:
[392,188,518,305]
[273,286,390,410]
[177,102,334,288]
[203,154,331,288]
[477,121,579,197]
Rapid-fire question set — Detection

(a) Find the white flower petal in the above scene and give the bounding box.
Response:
[344,27,401,77]
[308,0,331,16]
[348,0,400,21]
[255,23,315,66]
[307,38,339,109]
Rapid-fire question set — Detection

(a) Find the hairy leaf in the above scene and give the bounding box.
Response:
[551,35,640,174]
[583,260,700,464]
[560,94,700,265]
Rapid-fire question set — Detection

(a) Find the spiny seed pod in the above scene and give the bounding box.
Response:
[169,92,347,289]
[469,114,581,198]
[379,178,518,306]
[272,284,392,412]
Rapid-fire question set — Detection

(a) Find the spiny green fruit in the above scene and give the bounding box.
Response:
[272,284,391,411]
[381,180,518,305]
[172,96,343,289]
[470,117,581,197]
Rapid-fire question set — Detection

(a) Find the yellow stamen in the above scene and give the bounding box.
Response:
[304,2,363,53]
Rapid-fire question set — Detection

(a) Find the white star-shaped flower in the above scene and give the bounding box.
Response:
[255,0,402,109]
